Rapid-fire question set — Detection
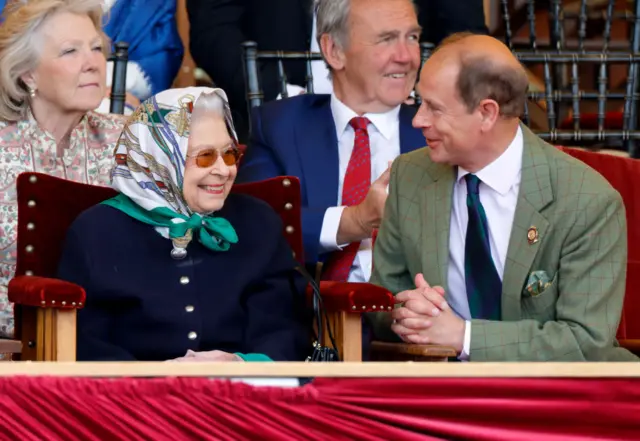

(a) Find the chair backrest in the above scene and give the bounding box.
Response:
[559,147,640,341]
[500,0,638,52]
[497,1,640,157]
[518,50,640,156]
[15,173,303,279]
[108,42,129,115]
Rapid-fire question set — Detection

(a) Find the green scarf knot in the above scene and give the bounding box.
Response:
[102,194,238,252]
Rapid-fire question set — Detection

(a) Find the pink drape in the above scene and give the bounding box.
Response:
[0,376,638,440]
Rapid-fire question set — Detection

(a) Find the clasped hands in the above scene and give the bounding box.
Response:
[391,274,465,355]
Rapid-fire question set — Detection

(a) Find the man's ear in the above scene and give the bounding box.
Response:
[477,99,500,132]
[319,34,346,71]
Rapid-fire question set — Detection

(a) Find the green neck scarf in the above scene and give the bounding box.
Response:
[102,194,238,252]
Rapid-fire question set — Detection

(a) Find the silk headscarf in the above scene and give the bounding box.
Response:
[104,87,239,258]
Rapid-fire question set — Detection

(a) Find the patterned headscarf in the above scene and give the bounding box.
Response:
[103,87,239,259]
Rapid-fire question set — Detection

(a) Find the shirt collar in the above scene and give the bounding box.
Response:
[457,125,524,196]
[25,107,89,153]
[330,93,400,141]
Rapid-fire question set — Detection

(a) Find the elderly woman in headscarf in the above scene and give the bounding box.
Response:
[57,87,310,362]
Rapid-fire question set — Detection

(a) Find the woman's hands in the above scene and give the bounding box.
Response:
[168,349,243,362]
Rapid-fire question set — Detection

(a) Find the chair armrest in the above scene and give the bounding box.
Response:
[8,276,86,309]
[619,339,640,356]
[307,281,394,314]
[371,341,457,360]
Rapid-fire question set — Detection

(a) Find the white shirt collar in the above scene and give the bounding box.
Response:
[330,93,400,141]
[457,125,524,196]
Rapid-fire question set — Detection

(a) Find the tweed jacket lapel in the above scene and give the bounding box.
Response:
[500,125,554,321]
[419,161,456,292]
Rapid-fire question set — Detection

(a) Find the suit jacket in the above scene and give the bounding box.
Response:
[57,194,310,362]
[236,94,426,266]
[370,125,637,361]
[187,0,314,140]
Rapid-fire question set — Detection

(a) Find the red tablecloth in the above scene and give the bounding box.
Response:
[0,376,638,440]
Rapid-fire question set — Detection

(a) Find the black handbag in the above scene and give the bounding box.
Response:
[295,265,340,362]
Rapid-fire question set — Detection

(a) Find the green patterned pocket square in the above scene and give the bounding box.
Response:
[525,271,552,297]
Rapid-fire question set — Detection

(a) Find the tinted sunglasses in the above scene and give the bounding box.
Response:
[187,146,243,168]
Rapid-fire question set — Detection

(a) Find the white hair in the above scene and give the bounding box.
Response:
[314,0,351,53]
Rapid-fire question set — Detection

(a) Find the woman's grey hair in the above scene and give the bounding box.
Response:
[0,0,107,122]
[192,90,238,143]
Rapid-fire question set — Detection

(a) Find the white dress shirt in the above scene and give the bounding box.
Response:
[285,13,333,97]
[448,126,524,358]
[319,94,401,282]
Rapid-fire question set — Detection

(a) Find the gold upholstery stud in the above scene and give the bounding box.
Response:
[25,245,34,253]
[29,175,37,184]
[26,223,35,231]
[282,179,291,187]
[284,203,293,210]
[285,226,294,234]
[27,200,36,207]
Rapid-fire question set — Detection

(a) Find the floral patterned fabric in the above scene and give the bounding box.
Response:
[0,111,125,338]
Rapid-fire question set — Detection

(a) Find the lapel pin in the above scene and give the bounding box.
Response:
[527,226,539,245]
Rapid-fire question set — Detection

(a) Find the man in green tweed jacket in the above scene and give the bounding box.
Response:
[369,33,637,361]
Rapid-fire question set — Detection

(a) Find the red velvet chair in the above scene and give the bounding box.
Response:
[6,172,455,361]
[560,147,640,354]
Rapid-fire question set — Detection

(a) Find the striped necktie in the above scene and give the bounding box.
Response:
[322,117,371,282]
[464,174,502,320]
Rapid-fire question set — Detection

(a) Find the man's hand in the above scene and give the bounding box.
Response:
[337,164,391,244]
[391,273,465,354]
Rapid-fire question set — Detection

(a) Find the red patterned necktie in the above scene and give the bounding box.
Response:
[322,117,371,282]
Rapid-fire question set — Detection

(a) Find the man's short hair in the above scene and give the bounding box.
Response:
[437,32,529,118]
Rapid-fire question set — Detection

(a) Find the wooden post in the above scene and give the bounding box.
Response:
[29,308,77,361]
[322,311,362,362]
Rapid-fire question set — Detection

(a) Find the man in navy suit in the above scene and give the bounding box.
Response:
[237,0,425,283]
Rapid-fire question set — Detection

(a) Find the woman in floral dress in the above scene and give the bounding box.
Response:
[0,0,125,338]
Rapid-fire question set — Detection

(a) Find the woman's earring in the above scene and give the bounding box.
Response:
[28,87,36,98]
